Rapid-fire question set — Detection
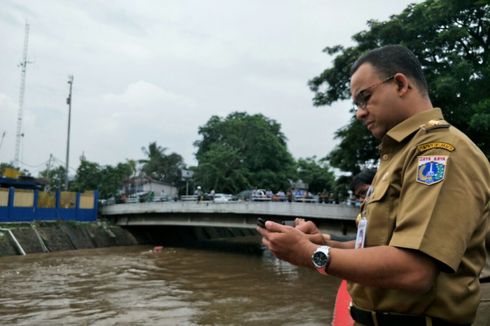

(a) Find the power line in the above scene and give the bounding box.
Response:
[15,154,77,175]
[17,159,51,169]
[50,155,77,173]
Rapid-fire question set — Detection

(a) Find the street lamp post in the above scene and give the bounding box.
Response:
[65,75,74,190]
[181,169,193,196]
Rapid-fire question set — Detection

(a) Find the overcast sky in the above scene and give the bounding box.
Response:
[0,0,420,176]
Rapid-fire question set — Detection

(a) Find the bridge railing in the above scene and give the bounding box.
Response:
[180,195,199,201]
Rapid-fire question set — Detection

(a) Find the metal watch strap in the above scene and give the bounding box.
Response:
[312,245,330,275]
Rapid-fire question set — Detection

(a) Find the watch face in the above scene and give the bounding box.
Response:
[313,251,328,268]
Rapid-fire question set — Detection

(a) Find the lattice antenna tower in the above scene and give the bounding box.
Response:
[14,22,32,166]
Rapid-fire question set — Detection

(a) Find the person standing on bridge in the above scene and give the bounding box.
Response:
[258,45,490,325]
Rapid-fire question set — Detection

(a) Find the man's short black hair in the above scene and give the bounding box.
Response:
[350,45,429,97]
[351,168,377,191]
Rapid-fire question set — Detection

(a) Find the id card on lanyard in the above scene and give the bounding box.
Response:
[355,217,367,249]
[355,186,373,249]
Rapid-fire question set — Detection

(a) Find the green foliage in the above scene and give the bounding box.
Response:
[38,165,66,190]
[309,0,490,169]
[296,157,335,194]
[140,142,185,185]
[72,160,101,191]
[194,112,296,193]
[71,159,133,199]
[194,143,251,194]
[327,118,380,174]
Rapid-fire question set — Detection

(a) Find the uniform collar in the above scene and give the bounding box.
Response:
[383,108,444,144]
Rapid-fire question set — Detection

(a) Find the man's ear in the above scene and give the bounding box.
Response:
[394,73,410,95]
[396,78,404,90]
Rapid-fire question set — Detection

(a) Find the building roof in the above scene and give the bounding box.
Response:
[0,176,44,190]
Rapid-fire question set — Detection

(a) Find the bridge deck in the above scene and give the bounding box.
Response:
[102,201,358,231]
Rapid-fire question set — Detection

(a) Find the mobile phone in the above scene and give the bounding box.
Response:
[257,217,267,228]
[256,217,284,228]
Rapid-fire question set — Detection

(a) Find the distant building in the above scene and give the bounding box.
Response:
[121,177,178,198]
[0,167,44,190]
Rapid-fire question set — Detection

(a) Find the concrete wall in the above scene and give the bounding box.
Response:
[0,222,262,257]
[0,222,138,256]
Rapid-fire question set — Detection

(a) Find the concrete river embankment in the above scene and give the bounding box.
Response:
[0,221,261,257]
[0,222,138,256]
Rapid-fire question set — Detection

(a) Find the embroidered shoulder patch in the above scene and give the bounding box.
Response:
[417,142,455,153]
[417,156,448,185]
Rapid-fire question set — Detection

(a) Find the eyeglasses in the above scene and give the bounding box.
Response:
[353,75,395,110]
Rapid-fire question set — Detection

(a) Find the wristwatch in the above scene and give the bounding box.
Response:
[312,246,331,275]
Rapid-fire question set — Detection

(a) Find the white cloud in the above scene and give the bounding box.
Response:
[0,0,422,177]
[103,80,196,110]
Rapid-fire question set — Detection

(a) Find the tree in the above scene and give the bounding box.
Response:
[71,159,101,192]
[71,158,133,199]
[327,119,379,174]
[125,159,138,179]
[296,156,336,194]
[140,142,185,185]
[309,0,490,171]
[98,162,133,198]
[194,112,296,192]
[194,143,251,194]
[38,165,66,191]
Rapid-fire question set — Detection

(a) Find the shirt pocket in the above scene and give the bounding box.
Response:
[364,178,396,246]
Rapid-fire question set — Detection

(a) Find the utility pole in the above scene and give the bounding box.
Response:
[45,153,54,192]
[14,23,32,167]
[65,75,74,190]
[47,153,53,172]
[0,131,5,153]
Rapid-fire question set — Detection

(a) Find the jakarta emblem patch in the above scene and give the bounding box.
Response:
[417,156,448,185]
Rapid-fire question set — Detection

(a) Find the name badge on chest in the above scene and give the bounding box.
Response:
[355,186,373,249]
[355,217,367,249]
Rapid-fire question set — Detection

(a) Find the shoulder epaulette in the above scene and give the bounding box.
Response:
[420,119,450,131]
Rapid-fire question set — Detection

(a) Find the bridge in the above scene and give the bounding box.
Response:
[101,201,359,235]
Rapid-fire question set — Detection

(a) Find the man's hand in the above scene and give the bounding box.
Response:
[294,218,320,234]
[258,221,437,292]
[257,220,317,267]
[294,218,331,245]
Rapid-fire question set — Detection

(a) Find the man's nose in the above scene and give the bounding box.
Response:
[355,107,367,120]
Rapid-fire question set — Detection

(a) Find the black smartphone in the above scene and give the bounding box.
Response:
[256,217,267,228]
[257,217,285,228]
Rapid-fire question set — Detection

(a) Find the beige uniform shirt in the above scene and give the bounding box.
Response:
[349,108,490,323]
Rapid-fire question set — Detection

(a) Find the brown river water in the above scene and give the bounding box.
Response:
[0,246,340,325]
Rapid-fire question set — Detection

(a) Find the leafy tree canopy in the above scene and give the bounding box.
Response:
[194,112,296,193]
[296,156,336,194]
[71,158,133,199]
[38,165,66,191]
[309,0,490,171]
[140,142,185,185]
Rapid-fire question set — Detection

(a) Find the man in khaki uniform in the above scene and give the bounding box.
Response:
[258,45,490,325]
